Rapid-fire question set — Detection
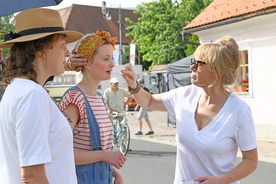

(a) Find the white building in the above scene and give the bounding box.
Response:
[183,0,276,142]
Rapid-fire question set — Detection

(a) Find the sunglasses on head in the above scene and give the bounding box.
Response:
[190,58,206,71]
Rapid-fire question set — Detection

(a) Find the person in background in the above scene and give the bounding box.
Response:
[0,8,83,184]
[134,78,154,135]
[104,77,132,122]
[121,35,258,184]
[58,30,126,184]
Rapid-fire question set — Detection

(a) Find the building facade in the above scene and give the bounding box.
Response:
[184,0,276,142]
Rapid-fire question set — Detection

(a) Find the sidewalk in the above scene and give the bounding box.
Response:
[126,111,276,164]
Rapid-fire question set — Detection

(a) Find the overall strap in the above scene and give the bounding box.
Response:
[66,86,102,150]
[97,91,106,107]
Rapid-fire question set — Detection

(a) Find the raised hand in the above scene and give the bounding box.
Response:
[121,63,137,89]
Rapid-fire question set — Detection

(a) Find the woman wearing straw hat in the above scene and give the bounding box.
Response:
[59,30,126,184]
[0,8,83,184]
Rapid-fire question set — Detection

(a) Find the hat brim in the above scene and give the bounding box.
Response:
[0,30,83,48]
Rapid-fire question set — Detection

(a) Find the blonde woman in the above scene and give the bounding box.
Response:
[121,36,258,184]
[59,31,126,184]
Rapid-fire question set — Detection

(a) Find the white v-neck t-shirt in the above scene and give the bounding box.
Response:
[161,84,257,184]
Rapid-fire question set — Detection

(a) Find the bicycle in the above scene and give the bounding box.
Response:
[111,112,130,156]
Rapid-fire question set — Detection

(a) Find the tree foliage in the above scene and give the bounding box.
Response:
[0,14,15,40]
[126,0,213,69]
[0,14,15,59]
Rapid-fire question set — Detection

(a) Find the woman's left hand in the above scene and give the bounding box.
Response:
[105,151,127,169]
[194,175,223,184]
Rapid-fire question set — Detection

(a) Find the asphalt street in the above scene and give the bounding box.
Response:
[120,139,276,184]
[120,139,176,184]
[118,111,276,183]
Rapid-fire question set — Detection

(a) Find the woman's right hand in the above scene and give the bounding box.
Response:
[68,53,88,72]
[121,63,137,89]
[67,48,88,72]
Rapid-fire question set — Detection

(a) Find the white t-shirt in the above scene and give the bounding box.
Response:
[161,85,257,184]
[0,78,77,184]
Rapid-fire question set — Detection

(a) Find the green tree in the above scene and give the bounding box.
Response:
[0,14,15,59]
[0,14,15,40]
[181,0,213,55]
[126,0,212,69]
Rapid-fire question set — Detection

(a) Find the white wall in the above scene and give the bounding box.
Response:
[193,13,276,142]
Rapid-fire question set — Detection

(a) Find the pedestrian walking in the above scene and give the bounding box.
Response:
[134,78,154,135]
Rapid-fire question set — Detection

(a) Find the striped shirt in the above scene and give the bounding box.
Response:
[59,89,113,151]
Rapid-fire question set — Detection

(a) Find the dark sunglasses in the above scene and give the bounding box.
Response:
[190,58,206,71]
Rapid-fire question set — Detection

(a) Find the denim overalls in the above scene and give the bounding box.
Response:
[64,86,112,184]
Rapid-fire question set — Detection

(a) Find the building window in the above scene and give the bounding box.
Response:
[232,50,248,92]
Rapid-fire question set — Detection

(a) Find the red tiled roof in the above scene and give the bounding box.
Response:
[58,4,139,44]
[185,0,276,29]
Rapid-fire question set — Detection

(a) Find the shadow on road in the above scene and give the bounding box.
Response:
[127,149,176,157]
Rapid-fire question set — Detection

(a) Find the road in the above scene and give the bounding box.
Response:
[120,139,276,184]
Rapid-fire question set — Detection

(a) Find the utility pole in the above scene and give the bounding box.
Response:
[102,1,123,65]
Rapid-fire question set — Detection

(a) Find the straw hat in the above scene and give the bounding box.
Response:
[0,8,83,48]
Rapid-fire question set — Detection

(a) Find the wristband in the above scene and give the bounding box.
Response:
[128,80,141,94]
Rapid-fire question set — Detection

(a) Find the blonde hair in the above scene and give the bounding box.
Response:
[194,35,242,91]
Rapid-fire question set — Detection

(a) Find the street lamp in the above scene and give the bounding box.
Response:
[102,1,122,65]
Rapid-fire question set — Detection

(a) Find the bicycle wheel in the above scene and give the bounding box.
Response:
[119,124,130,155]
